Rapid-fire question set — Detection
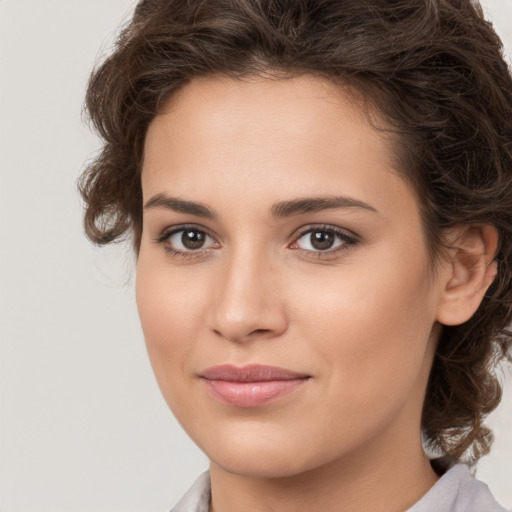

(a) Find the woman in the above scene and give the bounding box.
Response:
[79,0,512,510]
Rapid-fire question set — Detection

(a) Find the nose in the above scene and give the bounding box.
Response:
[207,248,288,343]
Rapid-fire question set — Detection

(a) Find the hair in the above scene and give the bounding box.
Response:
[79,0,512,466]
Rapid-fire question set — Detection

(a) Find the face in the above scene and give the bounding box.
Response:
[136,74,444,478]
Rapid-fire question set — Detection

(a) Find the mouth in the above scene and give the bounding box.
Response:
[199,364,311,408]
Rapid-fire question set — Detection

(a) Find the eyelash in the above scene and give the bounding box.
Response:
[291,225,359,259]
[155,224,219,261]
[154,224,359,261]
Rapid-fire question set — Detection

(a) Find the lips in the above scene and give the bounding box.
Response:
[199,364,311,407]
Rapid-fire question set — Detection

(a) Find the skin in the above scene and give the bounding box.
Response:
[136,74,496,512]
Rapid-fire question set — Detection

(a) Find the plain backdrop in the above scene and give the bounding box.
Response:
[1,1,511,511]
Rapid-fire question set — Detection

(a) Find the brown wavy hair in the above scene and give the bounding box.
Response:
[79,0,512,466]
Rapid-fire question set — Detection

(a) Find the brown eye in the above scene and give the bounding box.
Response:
[293,227,357,254]
[309,231,335,250]
[164,228,217,252]
[181,229,206,249]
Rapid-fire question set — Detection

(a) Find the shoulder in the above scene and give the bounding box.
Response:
[170,471,211,512]
[170,465,510,512]
[407,464,510,512]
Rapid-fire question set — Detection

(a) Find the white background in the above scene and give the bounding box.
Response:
[0,1,511,511]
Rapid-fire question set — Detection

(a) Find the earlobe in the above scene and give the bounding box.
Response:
[436,224,499,326]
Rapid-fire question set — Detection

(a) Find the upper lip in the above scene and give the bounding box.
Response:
[200,364,310,382]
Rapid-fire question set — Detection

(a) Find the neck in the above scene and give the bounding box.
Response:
[209,425,438,512]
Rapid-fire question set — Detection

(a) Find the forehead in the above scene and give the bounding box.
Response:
[158,72,368,128]
[148,74,364,159]
[142,74,418,224]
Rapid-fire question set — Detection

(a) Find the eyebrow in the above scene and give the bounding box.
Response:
[144,193,216,218]
[144,193,377,219]
[270,196,377,218]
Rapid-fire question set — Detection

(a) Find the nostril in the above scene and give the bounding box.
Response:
[213,327,274,343]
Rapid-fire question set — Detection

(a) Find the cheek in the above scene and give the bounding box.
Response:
[135,259,209,400]
[136,255,209,336]
[292,250,436,409]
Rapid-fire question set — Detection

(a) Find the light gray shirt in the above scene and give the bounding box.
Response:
[171,464,510,512]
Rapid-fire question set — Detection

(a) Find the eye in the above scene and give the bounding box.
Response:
[292,226,358,254]
[168,228,213,250]
[156,225,219,257]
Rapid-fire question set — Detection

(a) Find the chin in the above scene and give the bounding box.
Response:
[193,426,327,479]
[211,451,312,479]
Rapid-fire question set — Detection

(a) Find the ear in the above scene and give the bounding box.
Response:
[436,224,498,326]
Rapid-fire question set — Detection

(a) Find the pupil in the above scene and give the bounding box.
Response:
[182,230,205,249]
[311,231,334,250]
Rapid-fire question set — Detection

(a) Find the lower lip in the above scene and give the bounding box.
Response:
[202,378,309,407]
